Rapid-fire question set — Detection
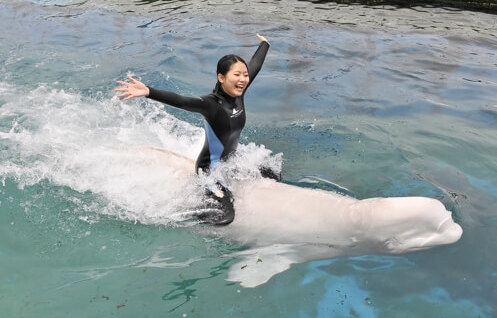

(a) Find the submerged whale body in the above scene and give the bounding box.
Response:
[144,147,463,288]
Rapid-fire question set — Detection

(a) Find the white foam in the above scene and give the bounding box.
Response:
[0,83,283,225]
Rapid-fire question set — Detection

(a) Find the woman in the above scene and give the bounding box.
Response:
[115,34,276,225]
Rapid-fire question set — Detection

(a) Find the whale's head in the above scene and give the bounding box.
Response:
[370,197,463,254]
[381,215,463,254]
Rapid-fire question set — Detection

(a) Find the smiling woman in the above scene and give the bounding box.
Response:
[115,34,275,225]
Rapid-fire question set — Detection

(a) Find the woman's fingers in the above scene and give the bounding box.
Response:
[256,33,268,43]
[115,76,147,100]
[118,92,135,101]
[128,75,138,84]
[115,79,132,99]
[116,77,139,87]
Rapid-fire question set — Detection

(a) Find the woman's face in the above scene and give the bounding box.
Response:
[218,61,250,97]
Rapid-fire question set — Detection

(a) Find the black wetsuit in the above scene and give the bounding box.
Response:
[147,41,270,173]
[146,41,272,225]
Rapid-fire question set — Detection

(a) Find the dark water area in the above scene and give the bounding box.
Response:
[135,0,497,13]
[303,0,497,13]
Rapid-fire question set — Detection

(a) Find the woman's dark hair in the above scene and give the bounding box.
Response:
[213,54,248,94]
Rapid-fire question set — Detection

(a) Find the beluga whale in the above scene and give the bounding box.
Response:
[143,146,463,288]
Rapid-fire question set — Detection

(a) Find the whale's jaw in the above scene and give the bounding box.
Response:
[381,216,463,254]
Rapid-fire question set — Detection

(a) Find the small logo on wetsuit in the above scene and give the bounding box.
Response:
[231,107,244,118]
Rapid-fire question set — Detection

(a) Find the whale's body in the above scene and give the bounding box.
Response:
[145,147,463,287]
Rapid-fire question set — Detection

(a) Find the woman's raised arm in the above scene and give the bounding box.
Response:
[247,34,270,88]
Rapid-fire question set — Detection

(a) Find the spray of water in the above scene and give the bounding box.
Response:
[0,82,282,226]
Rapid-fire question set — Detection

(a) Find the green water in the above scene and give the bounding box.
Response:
[1,0,496,317]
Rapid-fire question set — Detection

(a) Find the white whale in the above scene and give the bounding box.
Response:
[144,147,463,288]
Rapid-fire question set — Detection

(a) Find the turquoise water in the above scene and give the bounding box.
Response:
[1,0,497,317]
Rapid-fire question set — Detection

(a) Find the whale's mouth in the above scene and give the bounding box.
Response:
[435,217,463,244]
[418,219,463,251]
[385,217,463,253]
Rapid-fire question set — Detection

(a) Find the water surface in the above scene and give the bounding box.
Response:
[1,0,496,317]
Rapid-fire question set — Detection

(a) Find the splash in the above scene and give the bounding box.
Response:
[0,82,282,225]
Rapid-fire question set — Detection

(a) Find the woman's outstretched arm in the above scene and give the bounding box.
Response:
[115,76,207,115]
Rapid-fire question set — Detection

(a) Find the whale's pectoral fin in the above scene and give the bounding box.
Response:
[225,244,305,288]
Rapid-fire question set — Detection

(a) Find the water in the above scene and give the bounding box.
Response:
[1,0,496,316]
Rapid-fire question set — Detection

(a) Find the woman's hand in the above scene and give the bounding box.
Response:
[256,33,269,44]
[115,75,150,100]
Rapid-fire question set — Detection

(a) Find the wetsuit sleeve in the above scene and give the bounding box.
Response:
[247,41,270,87]
[147,87,208,115]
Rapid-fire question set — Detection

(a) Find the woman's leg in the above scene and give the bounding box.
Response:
[195,166,235,225]
[259,166,281,181]
[203,183,235,225]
